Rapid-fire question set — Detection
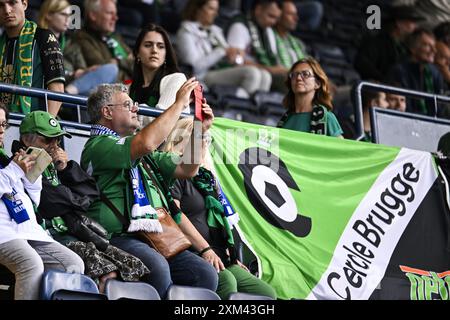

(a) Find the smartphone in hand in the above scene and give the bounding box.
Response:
[20,147,52,183]
[192,84,204,121]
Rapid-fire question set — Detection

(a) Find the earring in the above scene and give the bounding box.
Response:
[137,57,141,63]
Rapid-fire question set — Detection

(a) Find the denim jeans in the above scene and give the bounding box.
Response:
[70,63,119,96]
[0,239,85,300]
[110,236,218,298]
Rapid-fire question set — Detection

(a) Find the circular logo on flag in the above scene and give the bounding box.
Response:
[238,147,312,237]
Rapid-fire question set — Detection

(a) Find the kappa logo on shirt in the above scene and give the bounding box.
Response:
[116,137,126,145]
[47,34,58,43]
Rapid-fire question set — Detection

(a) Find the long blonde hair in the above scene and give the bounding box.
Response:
[283,57,333,112]
[162,118,194,155]
[38,0,71,29]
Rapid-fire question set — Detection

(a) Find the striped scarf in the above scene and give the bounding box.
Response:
[90,124,162,233]
[247,20,277,66]
[274,32,305,68]
[0,20,37,114]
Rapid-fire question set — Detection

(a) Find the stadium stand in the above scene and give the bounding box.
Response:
[40,270,106,300]
[104,279,161,300]
[166,285,221,300]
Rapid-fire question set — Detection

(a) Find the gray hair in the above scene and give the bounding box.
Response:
[83,0,117,20]
[87,83,128,123]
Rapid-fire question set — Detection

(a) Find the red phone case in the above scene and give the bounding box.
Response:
[192,84,204,121]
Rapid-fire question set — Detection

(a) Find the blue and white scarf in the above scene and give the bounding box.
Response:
[0,163,30,224]
[91,124,162,233]
[216,179,240,228]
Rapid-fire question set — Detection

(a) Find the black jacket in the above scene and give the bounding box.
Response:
[38,160,109,251]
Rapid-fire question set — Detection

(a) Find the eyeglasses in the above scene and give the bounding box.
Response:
[289,70,315,80]
[0,121,9,129]
[107,100,139,111]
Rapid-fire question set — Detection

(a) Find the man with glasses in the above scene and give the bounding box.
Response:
[80,81,219,299]
[0,0,65,116]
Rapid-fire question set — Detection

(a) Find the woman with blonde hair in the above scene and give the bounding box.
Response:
[38,0,118,98]
[277,57,343,137]
[163,118,277,300]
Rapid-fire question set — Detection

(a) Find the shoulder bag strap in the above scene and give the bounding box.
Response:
[99,191,129,230]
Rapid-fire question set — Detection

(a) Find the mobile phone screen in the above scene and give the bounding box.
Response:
[192,84,204,121]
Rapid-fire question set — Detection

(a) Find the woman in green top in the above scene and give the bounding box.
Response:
[277,57,344,138]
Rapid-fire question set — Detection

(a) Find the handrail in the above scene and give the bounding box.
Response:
[0,82,191,121]
[354,81,450,141]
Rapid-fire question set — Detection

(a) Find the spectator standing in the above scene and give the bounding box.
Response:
[0,0,65,116]
[176,0,271,98]
[277,57,343,137]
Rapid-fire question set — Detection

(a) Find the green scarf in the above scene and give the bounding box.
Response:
[191,167,234,248]
[275,32,305,68]
[247,20,277,67]
[104,34,128,60]
[277,104,328,135]
[143,155,182,224]
[59,34,66,51]
[41,162,68,233]
[418,64,435,115]
[0,20,37,114]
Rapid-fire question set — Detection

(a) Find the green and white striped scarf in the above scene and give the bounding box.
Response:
[0,20,37,114]
[274,32,306,68]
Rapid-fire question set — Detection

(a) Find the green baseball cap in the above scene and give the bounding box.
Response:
[20,111,72,138]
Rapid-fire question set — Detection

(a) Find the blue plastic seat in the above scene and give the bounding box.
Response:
[166,285,221,300]
[228,292,275,300]
[104,279,161,300]
[40,270,105,300]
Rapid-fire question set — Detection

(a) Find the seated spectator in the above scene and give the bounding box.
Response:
[227,0,288,92]
[434,21,450,47]
[435,41,450,87]
[80,82,218,298]
[38,0,119,97]
[361,89,389,142]
[0,0,65,116]
[176,0,271,98]
[277,58,343,138]
[354,5,422,82]
[14,111,149,293]
[387,28,445,116]
[273,0,307,69]
[70,0,134,82]
[164,118,277,300]
[386,92,407,112]
[0,105,84,300]
[130,24,189,127]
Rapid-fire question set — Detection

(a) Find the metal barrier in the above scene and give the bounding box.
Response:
[0,83,191,122]
[354,81,450,141]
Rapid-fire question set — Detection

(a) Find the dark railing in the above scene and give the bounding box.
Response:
[354,81,450,141]
[0,83,191,123]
